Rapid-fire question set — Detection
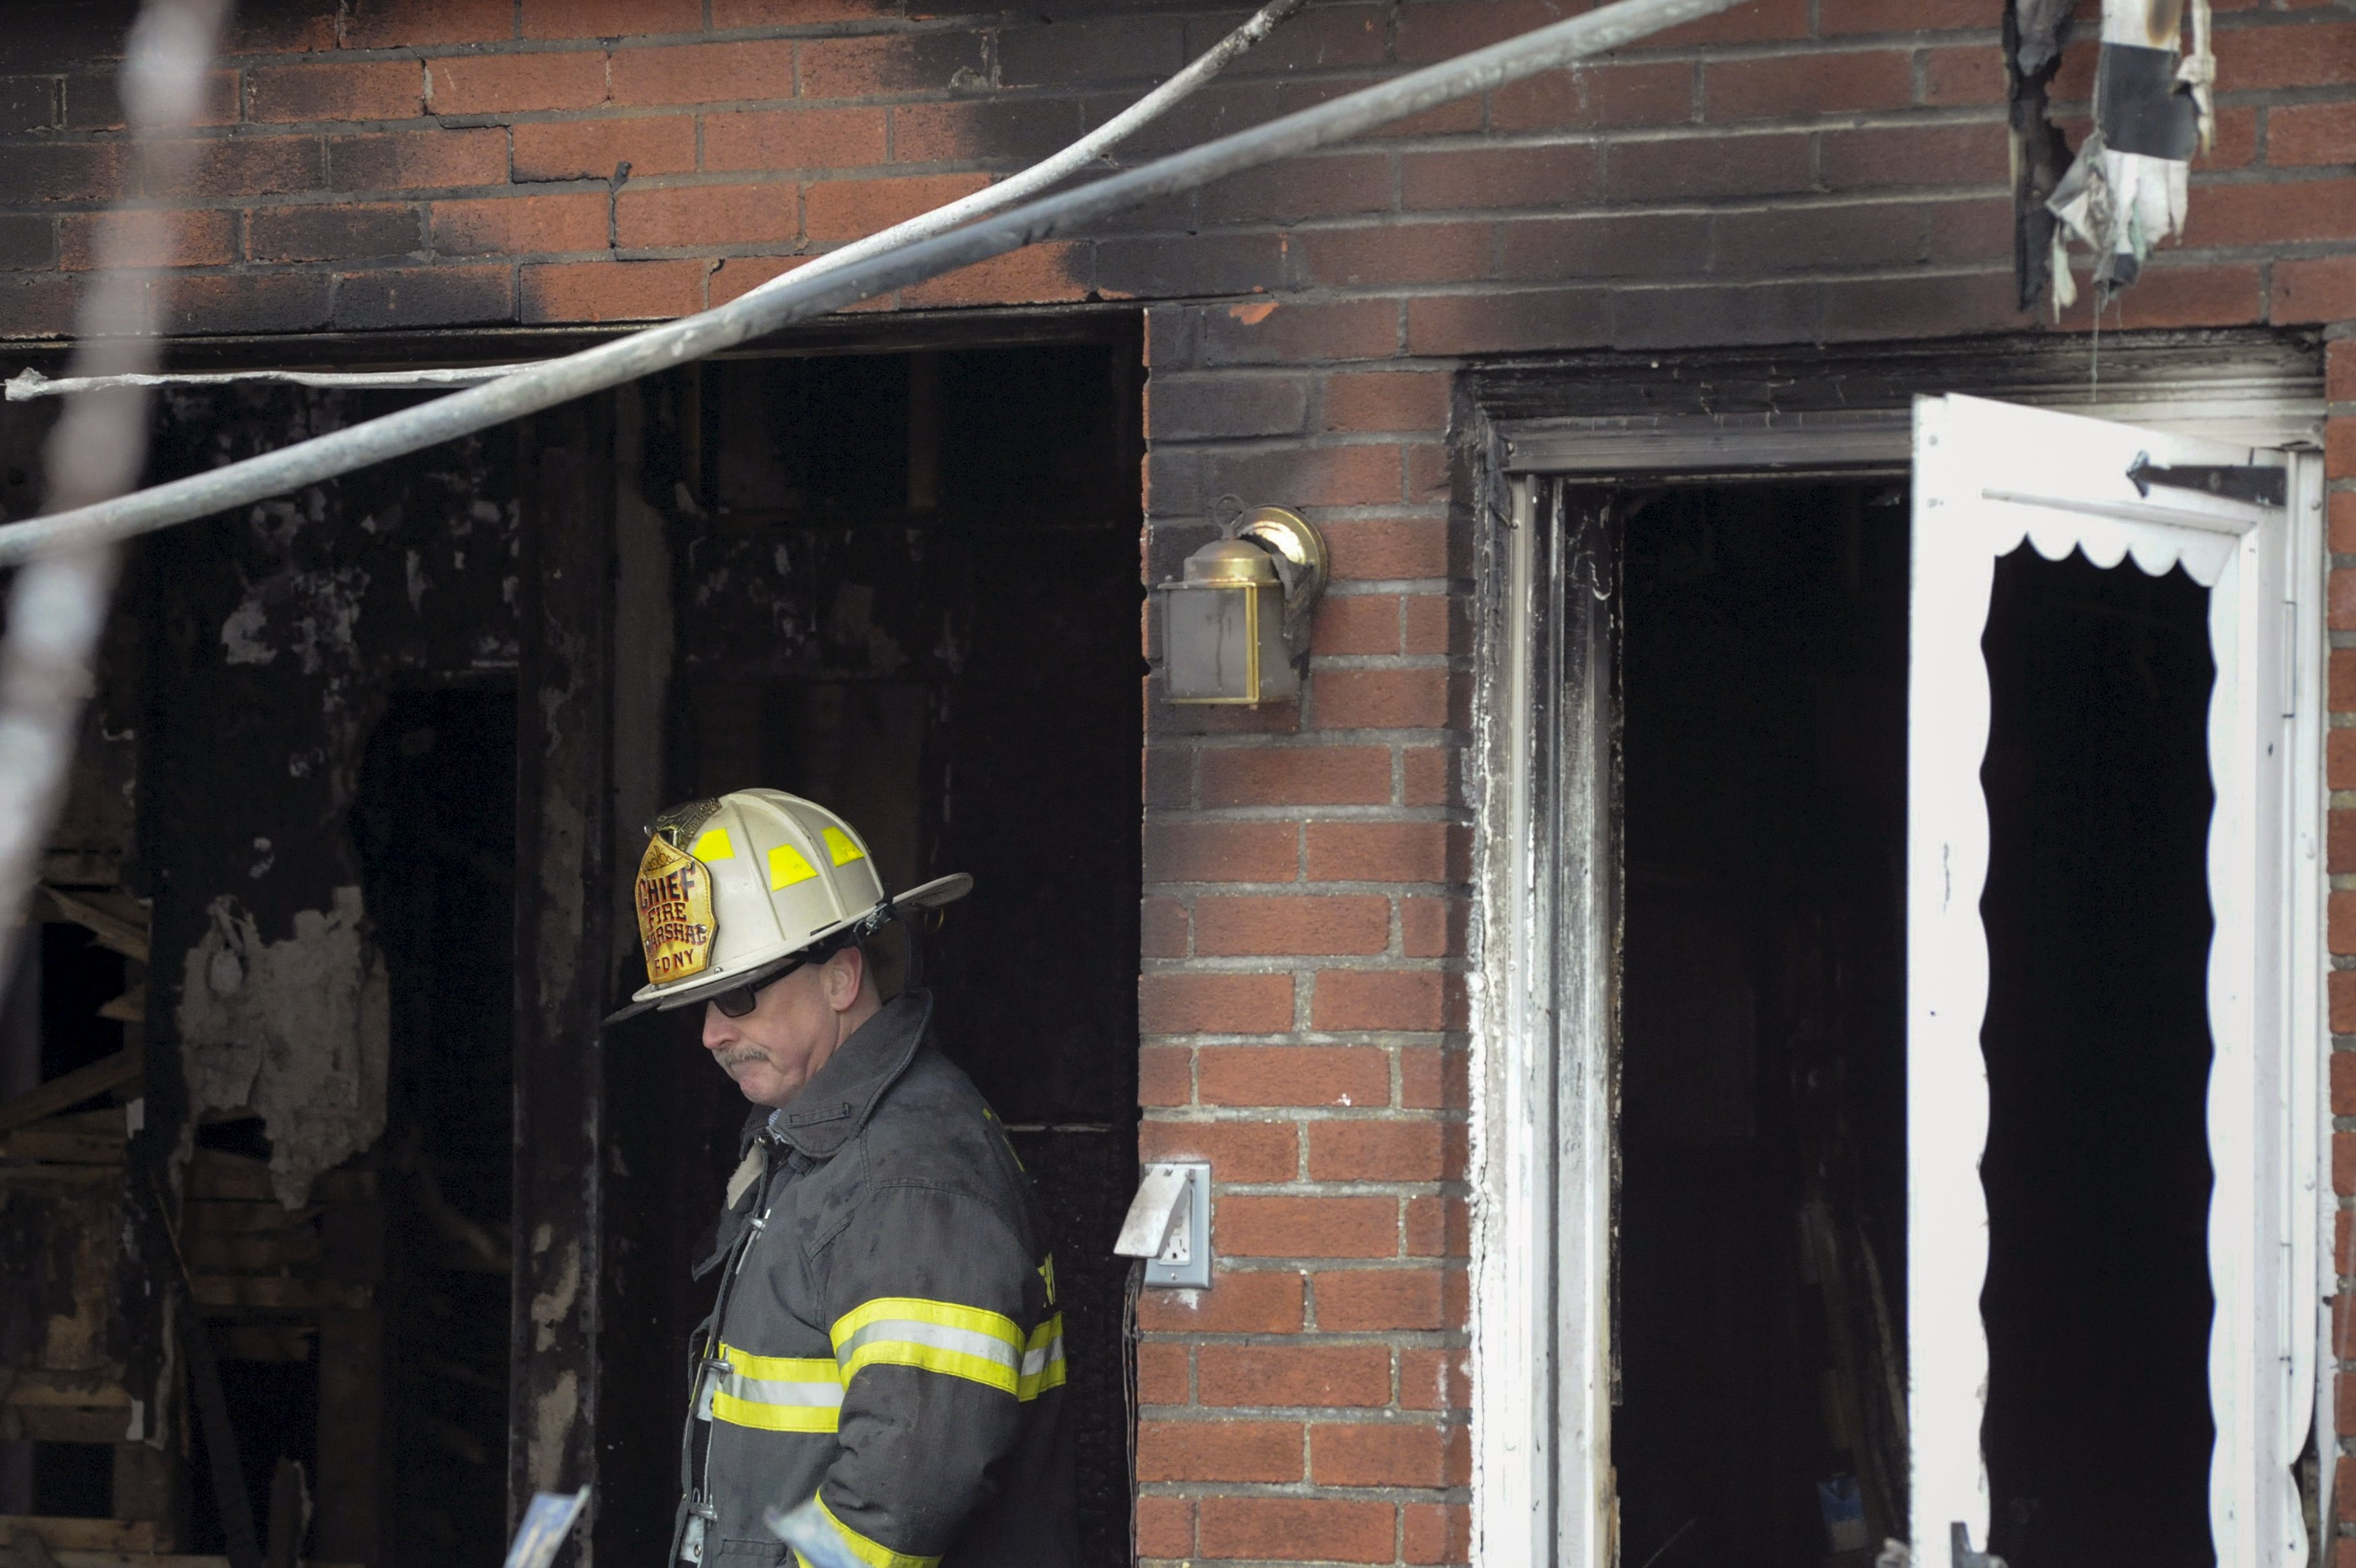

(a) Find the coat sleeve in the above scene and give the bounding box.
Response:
[803,1182,1051,1568]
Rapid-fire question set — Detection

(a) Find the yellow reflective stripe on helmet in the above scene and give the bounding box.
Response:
[788,1496,938,1568]
[689,828,734,861]
[768,843,818,889]
[830,1297,1025,1397]
[821,826,866,866]
[707,1343,843,1433]
[1018,1312,1067,1400]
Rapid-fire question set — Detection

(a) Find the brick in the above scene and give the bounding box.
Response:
[1140,1118,1299,1184]
[1196,894,1389,957]
[1202,443,1403,511]
[2338,1130,2356,1197]
[1315,668,1449,730]
[1200,745,1393,807]
[1140,972,1294,1035]
[522,258,705,322]
[2332,734,2356,791]
[1145,820,1297,884]
[1101,232,1288,301]
[805,173,987,243]
[431,192,608,255]
[2271,101,2356,166]
[1499,212,1710,281]
[1395,0,1571,62]
[1642,0,1811,47]
[1138,1419,1303,1483]
[1402,596,1465,657]
[2335,1050,2356,1116]
[707,107,889,173]
[144,135,326,203]
[1302,223,1491,289]
[1922,44,2008,108]
[1138,1267,1305,1333]
[1142,897,1189,959]
[1323,371,1449,435]
[1704,50,1913,120]
[1148,371,1309,442]
[1490,62,1692,131]
[2333,808,2356,875]
[427,52,609,115]
[1820,0,1987,29]
[1402,1501,1472,1566]
[1000,14,1187,87]
[1202,298,1397,367]
[1312,595,1404,657]
[1401,896,1462,959]
[608,40,797,107]
[2184,178,2356,247]
[715,0,895,20]
[228,9,339,50]
[892,98,1078,165]
[522,0,701,37]
[1309,1120,1456,1182]
[1305,822,1450,884]
[617,183,798,248]
[1314,968,1448,1032]
[0,216,55,271]
[330,128,504,191]
[247,203,419,263]
[1134,1497,1192,1560]
[2334,493,2356,555]
[1400,145,1600,210]
[59,208,234,270]
[1223,1195,1397,1258]
[1198,1343,1391,1406]
[1822,121,2009,188]
[0,276,75,339]
[901,241,1089,308]
[1823,271,2026,341]
[1317,1268,1447,1331]
[1136,1341,1188,1405]
[248,60,423,123]
[1925,197,2015,265]
[1198,1498,1395,1565]
[514,117,697,182]
[0,143,126,203]
[2215,22,2356,91]
[2275,256,2356,326]
[66,69,237,132]
[1202,151,1392,223]
[1713,203,1919,273]
[1322,519,1449,582]
[1616,279,1824,349]
[344,0,516,47]
[0,77,59,134]
[331,264,512,329]
[1399,1346,1470,1412]
[2332,338,2356,403]
[1406,1195,1471,1260]
[1140,1044,1191,1106]
[1399,1046,1469,1110]
[1401,746,1459,808]
[2332,649,2356,713]
[799,33,988,100]
[152,272,331,335]
[1199,1045,1389,1108]
[1312,1420,1459,1487]
[1405,287,1609,357]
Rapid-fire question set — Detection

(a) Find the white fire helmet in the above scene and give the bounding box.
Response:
[606,788,970,1024]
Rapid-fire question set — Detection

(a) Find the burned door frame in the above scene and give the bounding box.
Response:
[1459,333,2330,1568]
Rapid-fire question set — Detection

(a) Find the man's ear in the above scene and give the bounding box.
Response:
[826,946,864,1011]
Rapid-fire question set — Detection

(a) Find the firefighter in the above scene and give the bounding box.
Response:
[608,788,1080,1568]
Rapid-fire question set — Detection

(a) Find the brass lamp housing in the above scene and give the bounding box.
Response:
[1157,507,1328,705]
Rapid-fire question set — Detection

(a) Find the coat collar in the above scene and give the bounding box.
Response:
[761,990,932,1159]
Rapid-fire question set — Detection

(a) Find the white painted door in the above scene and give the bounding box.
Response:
[1907,394,2322,1568]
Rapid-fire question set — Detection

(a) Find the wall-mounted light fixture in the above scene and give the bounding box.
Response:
[1154,505,1328,705]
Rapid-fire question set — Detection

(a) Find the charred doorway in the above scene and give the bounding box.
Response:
[1612,481,1911,1567]
[602,327,1143,1566]
[1608,478,2223,1565]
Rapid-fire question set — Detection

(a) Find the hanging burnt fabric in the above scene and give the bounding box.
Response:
[2042,0,2215,312]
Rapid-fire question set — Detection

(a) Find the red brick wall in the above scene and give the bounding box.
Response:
[7,0,2356,1563]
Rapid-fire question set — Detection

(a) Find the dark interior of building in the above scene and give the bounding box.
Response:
[1612,482,2219,1567]
[1614,480,1913,1567]
[1979,550,2215,1568]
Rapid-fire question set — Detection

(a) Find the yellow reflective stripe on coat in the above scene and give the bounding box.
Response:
[1018,1313,1067,1400]
[787,1495,938,1568]
[830,1298,1064,1400]
[706,1343,843,1433]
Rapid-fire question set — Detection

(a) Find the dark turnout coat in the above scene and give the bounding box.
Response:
[674,992,1079,1568]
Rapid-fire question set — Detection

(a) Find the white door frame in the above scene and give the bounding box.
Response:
[1469,374,2328,1568]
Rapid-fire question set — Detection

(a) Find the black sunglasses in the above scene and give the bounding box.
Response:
[709,957,810,1019]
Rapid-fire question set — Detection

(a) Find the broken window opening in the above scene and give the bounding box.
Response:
[1979,550,2216,1568]
[1614,479,1912,1568]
